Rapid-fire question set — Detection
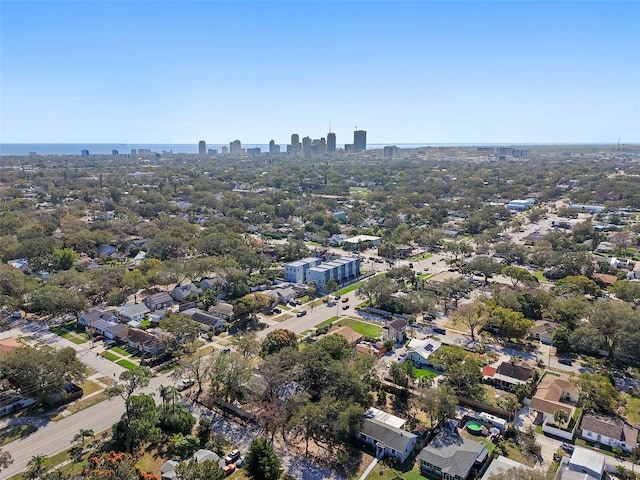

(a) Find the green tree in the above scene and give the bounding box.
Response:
[233,293,272,321]
[0,449,13,473]
[325,278,339,293]
[501,266,538,288]
[26,454,48,480]
[175,458,224,480]
[231,331,261,359]
[464,256,502,286]
[160,313,199,356]
[577,373,623,414]
[245,437,282,480]
[112,394,161,453]
[170,433,199,459]
[72,428,94,450]
[317,334,352,361]
[452,301,487,341]
[196,417,212,448]
[106,366,153,417]
[260,329,298,356]
[553,409,569,426]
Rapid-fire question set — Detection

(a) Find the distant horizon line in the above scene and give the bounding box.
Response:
[2,142,637,147]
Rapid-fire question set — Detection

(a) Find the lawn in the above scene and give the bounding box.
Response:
[369,454,424,480]
[80,380,102,396]
[117,359,139,370]
[111,346,130,356]
[533,270,546,281]
[624,392,640,425]
[417,272,435,280]
[334,318,382,338]
[140,319,152,328]
[0,424,37,447]
[338,283,361,295]
[102,351,119,362]
[61,332,88,344]
[413,368,440,379]
[315,317,337,330]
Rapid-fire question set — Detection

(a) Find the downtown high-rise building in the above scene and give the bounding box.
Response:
[290,133,300,154]
[327,132,336,152]
[198,140,206,154]
[229,140,242,155]
[269,140,280,154]
[354,129,366,152]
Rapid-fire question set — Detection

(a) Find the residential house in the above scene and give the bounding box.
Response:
[263,286,296,305]
[627,261,640,280]
[401,338,442,369]
[359,417,417,463]
[209,302,235,323]
[418,427,489,480]
[355,341,387,357]
[160,449,222,480]
[78,309,118,328]
[127,328,164,355]
[182,308,226,332]
[610,257,629,269]
[328,325,364,347]
[382,319,408,344]
[97,244,118,257]
[523,231,545,246]
[143,292,174,311]
[488,360,535,392]
[592,273,617,288]
[104,323,129,342]
[7,258,29,271]
[560,447,606,480]
[579,413,639,452]
[530,321,558,345]
[116,303,150,322]
[595,242,614,254]
[480,456,532,480]
[171,284,202,302]
[529,374,579,422]
[200,277,224,291]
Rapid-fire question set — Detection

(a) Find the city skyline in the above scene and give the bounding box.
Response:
[1,1,639,144]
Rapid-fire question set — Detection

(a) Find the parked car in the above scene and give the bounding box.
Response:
[409,263,414,268]
[177,379,195,391]
[558,357,573,366]
[561,443,575,453]
[235,455,245,468]
[222,464,236,476]
[224,449,241,464]
[273,307,282,314]
[296,310,307,317]
[432,326,447,335]
[327,301,336,307]
[295,299,302,305]
[289,301,297,307]
[342,305,349,310]
[264,310,274,315]
[341,297,349,303]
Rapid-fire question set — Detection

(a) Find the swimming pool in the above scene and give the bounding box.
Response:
[465,420,484,435]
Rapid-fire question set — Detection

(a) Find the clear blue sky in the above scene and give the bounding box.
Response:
[1,1,639,144]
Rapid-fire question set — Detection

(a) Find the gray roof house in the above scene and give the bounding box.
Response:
[418,428,489,480]
[143,291,174,311]
[382,319,408,344]
[209,302,235,322]
[171,284,202,302]
[182,308,226,332]
[160,449,222,480]
[359,417,417,463]
[78,309,118,328]
[117,303,150,322]
[579,414,639,452]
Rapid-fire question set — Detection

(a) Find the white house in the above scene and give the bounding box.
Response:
[116,303,150,322]
[401,338,442,369]
[382,319,408,344]
[359,417,417,463]
[579,414,638,452]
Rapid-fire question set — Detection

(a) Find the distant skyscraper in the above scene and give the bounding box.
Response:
[246,147,261,155]
[327,132,336,152]
[208,148,217,154]
[81,149,89,156]
[354,129,366,152]
[269,140,276,153]
[198,140,206,154]
[230,140,242,155]
[112,149,119,156]
[302,136,311,155]
[383,146,399,158]
[290,134,300,154]
[221,146,229,154]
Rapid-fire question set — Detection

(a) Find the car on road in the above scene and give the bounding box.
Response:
[341,297,349,303]
[224,449,241,464]
[327,301,336,307]
[289,301,297,307]
[177,379,195,391]
[342,305,349,310]
[432,326,447,335]
[409,263,414,268]
[296,310,307,317]
[561,443,575,453]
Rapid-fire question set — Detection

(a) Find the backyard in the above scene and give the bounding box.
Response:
[334,318,382,338]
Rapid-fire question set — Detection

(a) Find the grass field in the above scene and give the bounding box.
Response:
[0,424,37,447]
[102,351,119,362]
[370,454,423,480]
[117,359,138,370]
[624,392,640,425]
[315,317,337,329]
[413,368,440,379]
[338,283,361,295]
[111,346,130,356]
[533,270,546,281]
[334,318,382,338]
[80,380,102,396]
[61,332,87,344]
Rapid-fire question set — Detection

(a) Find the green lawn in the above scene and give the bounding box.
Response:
[60,331,88,344]
[338,283,361,295]
[117,359,139,370]
[315,317,337,329]
[533,270,546,281]
[102,351,119,362]
[335,318,382,338]
[417,272,435,280]
[413,368,440,379]
[370,454,423,480]
[111,346,130,356]
[624,392,640,425]
[140,319,151,328]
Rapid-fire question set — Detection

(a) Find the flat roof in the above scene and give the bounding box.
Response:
[344,235,381,243]
[366,407,406,429]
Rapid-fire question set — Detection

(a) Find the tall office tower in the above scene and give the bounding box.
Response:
[269,140,277,154]
[198,140,206,154]
[354,129,367,152]
[383,146,399,158]
[327,132,336,152]
[319,137,327,153]
[81,149,90,156]
[112,149,119,156]
[302,136,311,155]
[221,146,229,154]
[290,134,300,154]
[230,140,242,155]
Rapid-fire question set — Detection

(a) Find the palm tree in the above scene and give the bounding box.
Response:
[158,384,180,411]
[26,454,47,480]
[72,428,95,450]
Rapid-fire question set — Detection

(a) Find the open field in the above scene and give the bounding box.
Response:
[334,318,382,338]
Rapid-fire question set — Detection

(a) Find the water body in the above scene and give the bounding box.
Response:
[0,143,548,156]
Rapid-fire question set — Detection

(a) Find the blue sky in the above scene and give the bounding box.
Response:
[1,1,639,144]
